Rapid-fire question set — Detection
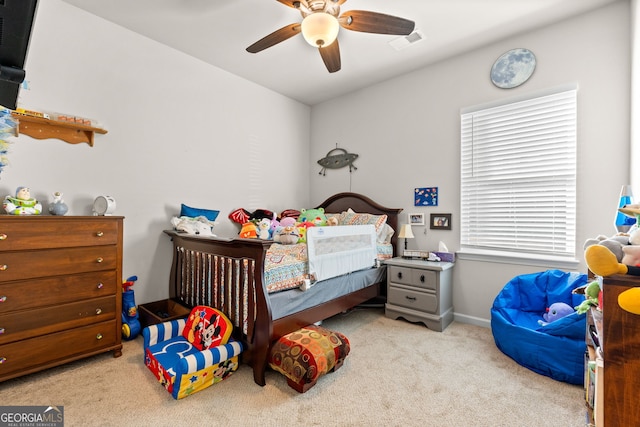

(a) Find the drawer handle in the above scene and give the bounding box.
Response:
[97,283,104,289]
[0,296,5,303]
[0,357,5,364]
[96,257,104,263]
[0,265,7,271]
[0,234,7,240]
[96,308,102,315]
[397,272,403,279]
[0,328,4,335]
[96,333,103,340]
[405,296,417,301]
[420,275,425,283]
[96,231,104,237]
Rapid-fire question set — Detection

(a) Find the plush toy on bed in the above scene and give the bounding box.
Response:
[273,225,299,244]
[537,302,575,326]
[298,208,328,226]
[171,216,216,236]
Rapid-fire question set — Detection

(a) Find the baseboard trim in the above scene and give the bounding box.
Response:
[453,313,490,329]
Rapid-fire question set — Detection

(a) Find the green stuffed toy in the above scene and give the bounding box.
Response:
[298,208,327,226]
[574,280,601,314]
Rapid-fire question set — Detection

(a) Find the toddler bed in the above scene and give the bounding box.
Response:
[164,192,402,386]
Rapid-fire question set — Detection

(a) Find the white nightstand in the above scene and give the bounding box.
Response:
[384,257,454,332]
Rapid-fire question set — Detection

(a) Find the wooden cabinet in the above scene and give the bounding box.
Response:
[384,257,454,331]
[0,216,123,382]
[585,274,640,426]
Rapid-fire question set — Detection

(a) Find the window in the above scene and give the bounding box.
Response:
[460,86,577,261]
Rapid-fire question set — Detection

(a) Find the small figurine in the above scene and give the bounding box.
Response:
[48,191,68,216]
[3,186,42,215]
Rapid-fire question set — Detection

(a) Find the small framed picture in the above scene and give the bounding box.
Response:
[409,213,425,226]
[430,213,451,230]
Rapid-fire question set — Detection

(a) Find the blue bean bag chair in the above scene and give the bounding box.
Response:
[491,270,587,384]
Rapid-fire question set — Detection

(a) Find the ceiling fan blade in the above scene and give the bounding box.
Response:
[276,0,300,8]
[319,40,341,73]
[339,10,415,35]
[246,23,301,53]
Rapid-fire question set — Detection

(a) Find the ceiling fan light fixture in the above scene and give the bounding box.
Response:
[301,13,339,48]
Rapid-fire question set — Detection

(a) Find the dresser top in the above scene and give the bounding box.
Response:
[384,257,454,271]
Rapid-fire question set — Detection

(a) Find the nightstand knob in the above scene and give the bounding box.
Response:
[0,296,5,303]
[420,274,425,283]
[97,283,104,289]
[0,265,7,271]
[96,231,104,237]
[0,357,5,364]
[0,328,4,335]
[95,308,102,315]
[397,272,403,279]
[96,257,103,263]
[0,234,7,240]
[96,333,103,340]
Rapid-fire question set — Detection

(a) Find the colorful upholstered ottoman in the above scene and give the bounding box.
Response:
[143,306,243,399]
[269,325,350,393]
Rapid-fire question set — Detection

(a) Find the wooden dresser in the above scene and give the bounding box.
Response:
[586,274,640,426]
[0,216,123,382]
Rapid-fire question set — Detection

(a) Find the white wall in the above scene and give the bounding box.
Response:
[5,0,311,305]
[310,2,631,326]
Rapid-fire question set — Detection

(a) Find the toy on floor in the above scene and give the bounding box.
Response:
[122,275,141,340]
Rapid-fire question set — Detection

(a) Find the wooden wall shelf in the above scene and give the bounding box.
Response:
[11,113,107,146]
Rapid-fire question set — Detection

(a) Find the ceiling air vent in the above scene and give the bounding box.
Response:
[389,30,424,51]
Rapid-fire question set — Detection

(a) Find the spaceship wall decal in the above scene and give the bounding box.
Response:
[318,145,358,175]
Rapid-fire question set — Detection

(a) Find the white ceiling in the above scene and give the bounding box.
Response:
[60,0,618,105]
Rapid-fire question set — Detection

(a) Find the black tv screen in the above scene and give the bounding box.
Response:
[0,0,38,110]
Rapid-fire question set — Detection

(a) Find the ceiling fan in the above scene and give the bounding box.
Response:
[246,0,415,73]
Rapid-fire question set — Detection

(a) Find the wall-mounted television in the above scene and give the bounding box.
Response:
[0,0,38,110]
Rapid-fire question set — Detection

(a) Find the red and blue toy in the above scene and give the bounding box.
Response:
[122,275,141,340]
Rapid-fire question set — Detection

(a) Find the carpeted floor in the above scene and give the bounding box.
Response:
[0,308,586,426]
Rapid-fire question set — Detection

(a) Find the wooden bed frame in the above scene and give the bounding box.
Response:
[164,192,402,386]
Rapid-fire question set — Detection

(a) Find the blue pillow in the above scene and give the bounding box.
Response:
[180,204,219,221]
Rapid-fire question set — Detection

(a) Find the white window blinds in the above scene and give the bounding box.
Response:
[460,88,577,258]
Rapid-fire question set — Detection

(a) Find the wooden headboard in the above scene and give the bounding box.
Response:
[316,192,403,256]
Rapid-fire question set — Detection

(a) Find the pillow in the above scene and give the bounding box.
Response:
[180,204,219,221]
[182,306,233,351]
[339,210,388,242]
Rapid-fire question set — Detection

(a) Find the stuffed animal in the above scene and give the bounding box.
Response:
[239,222,258,239]
[171,216,216,236]
[3,186,42,215]
[257,218,271,240]
[574,281,601,314]
[298,208,327,226]
[538,302,575,326]
[273,226,299,244]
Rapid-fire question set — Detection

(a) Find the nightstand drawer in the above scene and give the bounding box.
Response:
[388,266,436,290]
[388,286,438,313]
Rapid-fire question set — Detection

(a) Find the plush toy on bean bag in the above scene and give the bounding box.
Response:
[537,302,575,326]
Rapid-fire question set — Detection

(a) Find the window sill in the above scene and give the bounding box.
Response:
[456,248,581,270]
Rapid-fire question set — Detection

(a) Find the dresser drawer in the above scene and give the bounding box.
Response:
[0,271,117,314]
[0,246,117,283]
[388,266,437,291]
[0,320,118,377]
[0,296,116,345]
[388,286,438,313]
[0,218,119,251]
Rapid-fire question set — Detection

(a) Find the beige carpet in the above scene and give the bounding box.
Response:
[0,308,586,426]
